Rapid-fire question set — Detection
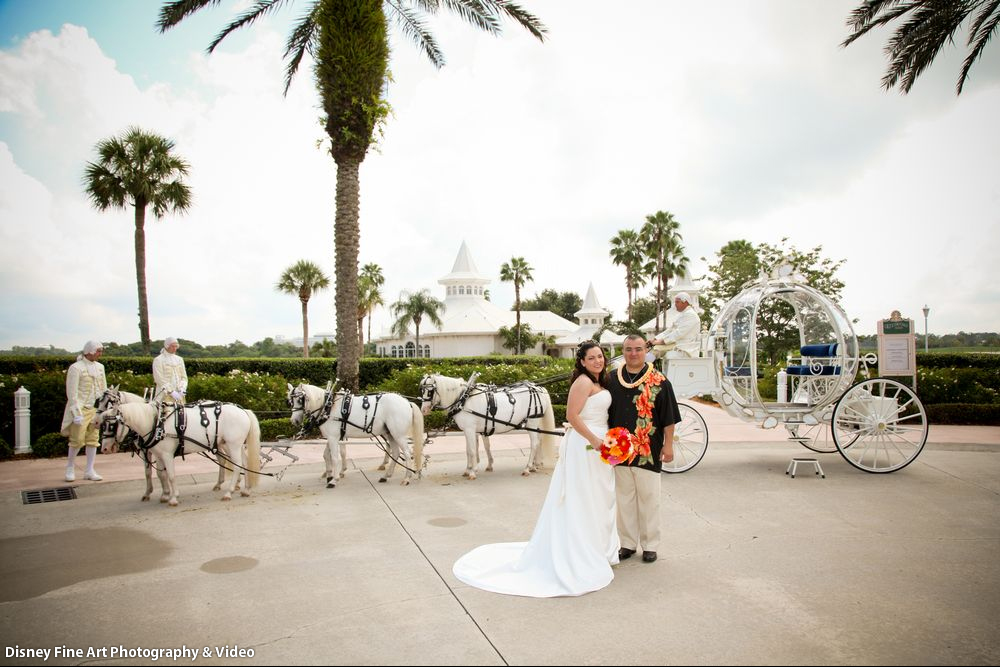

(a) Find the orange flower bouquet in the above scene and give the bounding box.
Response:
[590,426,637,466]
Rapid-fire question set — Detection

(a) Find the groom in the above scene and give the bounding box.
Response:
[607,333,682,563]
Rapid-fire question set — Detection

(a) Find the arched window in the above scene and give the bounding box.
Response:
[405,341,416,357]
[423,345,431,357]
[458,286,465,295]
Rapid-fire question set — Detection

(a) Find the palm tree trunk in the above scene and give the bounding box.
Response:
[655,253,664,331]
[358,315,365,352]
[134,203,151,355]
[301,298,310,358]
[626,267,633,322]
[334,156,362,390]
[414,324,420,357]
[515,284,522,354]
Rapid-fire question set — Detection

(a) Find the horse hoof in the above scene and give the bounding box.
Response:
[339,472,346,479]
[221,495,232,502]
[240,491,250,497]
[160,497,169,503]
[378,477,387,483]
[401,479,410,486]
[521,470,530,476]
[141,496,150,502]
[212,484,221,491]
[168,499,179,507]
[326,481,336,489]
[462,471,470,478]
[377,464,386,471]
[468,474,477,481]
[486,466,494,472]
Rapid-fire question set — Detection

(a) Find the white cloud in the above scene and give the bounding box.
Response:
[0,1,998,352]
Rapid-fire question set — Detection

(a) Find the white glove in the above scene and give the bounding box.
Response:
[73,415,84,425]
[171,391,183,402]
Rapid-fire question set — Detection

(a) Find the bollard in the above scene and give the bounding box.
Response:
[776,369,787,403]
[14,386,31,454]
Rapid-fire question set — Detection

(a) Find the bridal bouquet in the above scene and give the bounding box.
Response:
[591,426,637,466]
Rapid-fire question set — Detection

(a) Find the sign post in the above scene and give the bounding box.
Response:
[877,312,917,391]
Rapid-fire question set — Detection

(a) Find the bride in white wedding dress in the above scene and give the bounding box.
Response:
[453,342,620,597]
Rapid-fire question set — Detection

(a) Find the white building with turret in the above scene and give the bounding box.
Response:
[374,242,622,359]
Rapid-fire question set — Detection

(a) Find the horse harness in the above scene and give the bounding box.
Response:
[449,381,557,437]
[334,390,384,441]
[170,401,225,459]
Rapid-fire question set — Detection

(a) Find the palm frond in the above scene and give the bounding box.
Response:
[283,6,320,94]
[386,0,446,67]
[208,0,293,53]
[959,0,1000,93]
[842,0,910,47]
[488,0,547,41]
[157,0,222,32]
[882,2,971,92]
[437,0,503,36]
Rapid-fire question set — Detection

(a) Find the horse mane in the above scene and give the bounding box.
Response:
[118,401,156,431]
[300,384,327,412]
[121,390,145,403]
[429,374,467,406]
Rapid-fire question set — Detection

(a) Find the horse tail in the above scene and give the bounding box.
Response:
[539,390,558,467]
[409,401,425,473]
[245,410,262,489]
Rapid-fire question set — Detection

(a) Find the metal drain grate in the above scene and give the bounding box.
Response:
[21,487,78,505]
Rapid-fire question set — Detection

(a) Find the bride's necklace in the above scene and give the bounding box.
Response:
[618,363,649,389]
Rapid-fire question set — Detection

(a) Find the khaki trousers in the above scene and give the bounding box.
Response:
[68,406,100,448]
[614,466,661,552]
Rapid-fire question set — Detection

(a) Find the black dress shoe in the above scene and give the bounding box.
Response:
[618,547,636,560]
[642,551,657,563]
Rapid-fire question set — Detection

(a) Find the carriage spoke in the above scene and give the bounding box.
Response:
[833,378,927,473]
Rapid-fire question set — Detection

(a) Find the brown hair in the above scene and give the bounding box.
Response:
[571,341,607,387]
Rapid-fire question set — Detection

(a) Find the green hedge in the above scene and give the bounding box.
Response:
[925,403,1000,425]
[0,356,574,444]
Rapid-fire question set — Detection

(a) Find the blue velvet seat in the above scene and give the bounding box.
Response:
[785,343,841,376]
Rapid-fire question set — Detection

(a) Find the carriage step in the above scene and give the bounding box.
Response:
[785,457,825,479]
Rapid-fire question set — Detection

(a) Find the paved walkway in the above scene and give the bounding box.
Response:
[1,404,998,665]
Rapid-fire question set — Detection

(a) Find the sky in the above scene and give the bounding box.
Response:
[1,0,998,352]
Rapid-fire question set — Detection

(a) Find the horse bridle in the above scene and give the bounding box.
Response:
[418,377,440,409]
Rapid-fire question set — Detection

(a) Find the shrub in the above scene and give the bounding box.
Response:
[0,435,13,460]
[259,418,307,442]
[32,432,68,458]
[925,403,1000,425]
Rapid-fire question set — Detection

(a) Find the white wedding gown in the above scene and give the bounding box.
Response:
[453,390,620,597]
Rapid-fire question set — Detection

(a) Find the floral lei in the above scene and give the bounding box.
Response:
[617,362,664,466]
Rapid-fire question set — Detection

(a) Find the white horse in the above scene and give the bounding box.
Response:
[286,383,424,487]
[97,387,234,501]
[419,374,557,479]
[105,401,261,506]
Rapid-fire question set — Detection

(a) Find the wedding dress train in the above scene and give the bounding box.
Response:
[453,390,619,597]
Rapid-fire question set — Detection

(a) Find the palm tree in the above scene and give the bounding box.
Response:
[391,289,444,357]
[83,127,192,355]
[842,0,1000,95]
[609,229,648,322]
[359,262,385,348]
[639,211,686,331]
[500,256,534,354]
[276,260,330,358]
[158,1,545,390]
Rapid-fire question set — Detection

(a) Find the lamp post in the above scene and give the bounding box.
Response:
[922,304,930,352]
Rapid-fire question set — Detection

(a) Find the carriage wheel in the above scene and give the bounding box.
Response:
[832,378,928,473]
[662,403,709,473]
[787,419,837,453]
